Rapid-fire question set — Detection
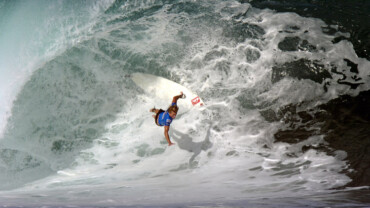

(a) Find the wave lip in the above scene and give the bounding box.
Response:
[0,0,114,138]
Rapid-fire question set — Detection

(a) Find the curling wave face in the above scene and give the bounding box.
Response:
[0,0,369,206]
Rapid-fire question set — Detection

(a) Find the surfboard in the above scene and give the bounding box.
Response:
[130,72,204,109]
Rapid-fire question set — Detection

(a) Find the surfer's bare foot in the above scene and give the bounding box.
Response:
[168,142,175,146]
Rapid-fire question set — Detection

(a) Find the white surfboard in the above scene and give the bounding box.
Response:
[130,72,204,109]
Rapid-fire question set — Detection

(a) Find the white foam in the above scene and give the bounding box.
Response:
[0,0,366,205]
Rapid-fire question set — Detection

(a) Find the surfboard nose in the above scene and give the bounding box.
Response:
[130,73,205,109]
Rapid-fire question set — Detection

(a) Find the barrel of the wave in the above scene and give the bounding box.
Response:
[130,72,204,110]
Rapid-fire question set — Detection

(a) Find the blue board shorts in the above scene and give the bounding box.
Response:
[155,109,165,126]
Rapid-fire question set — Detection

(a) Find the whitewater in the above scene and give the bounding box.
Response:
[0,0,369,207]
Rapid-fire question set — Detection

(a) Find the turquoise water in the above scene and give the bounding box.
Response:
[0,0,369,207]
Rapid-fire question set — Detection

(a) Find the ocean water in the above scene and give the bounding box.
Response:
[0,0,369,207]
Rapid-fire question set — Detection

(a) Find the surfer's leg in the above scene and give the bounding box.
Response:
[150,107,160,114]
[154,109,165,126]
[150,108,161,119]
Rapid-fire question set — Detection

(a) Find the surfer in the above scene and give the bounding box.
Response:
[150,92,185,146]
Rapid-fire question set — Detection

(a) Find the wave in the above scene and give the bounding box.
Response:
[0,0,369,206]
[0,0,113,137]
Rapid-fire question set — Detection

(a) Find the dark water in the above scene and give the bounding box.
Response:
[246,0,370,60]
[247,0,370,189]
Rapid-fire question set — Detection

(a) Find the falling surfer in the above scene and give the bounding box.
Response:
[150,92,185,146]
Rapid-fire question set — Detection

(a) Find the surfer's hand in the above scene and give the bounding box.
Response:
[180,91,186,99]
[173,92,184,102]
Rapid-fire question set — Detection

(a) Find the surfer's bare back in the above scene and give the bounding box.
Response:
[150,92,185,146]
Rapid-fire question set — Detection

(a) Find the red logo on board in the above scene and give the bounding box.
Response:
[191,96,201,105]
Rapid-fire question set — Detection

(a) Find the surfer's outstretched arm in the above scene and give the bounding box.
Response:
[172,92,184,104]
[164,126,175,146]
